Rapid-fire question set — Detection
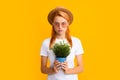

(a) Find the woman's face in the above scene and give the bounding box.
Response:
[52,16,69,35]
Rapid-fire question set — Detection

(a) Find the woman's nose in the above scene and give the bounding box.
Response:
[58,24,62,28]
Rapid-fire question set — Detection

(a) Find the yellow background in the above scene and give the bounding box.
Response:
[0,0,120,80]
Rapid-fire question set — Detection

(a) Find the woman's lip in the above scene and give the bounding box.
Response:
[58,30,62,32]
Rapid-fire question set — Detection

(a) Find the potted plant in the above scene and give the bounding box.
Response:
[51,41,71,62]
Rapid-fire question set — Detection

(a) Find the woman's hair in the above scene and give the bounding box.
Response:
[49,11,72,49]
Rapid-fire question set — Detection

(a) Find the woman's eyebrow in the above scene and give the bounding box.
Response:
[54,21,67,23]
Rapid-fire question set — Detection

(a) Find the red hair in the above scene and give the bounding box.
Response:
[49,11,72,49]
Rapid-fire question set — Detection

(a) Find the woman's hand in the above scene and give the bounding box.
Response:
[62,55,84,74]
[53,60,61,73]
[61,61,69,73]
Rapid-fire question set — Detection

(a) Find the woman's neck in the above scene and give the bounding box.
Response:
[56,34,66,39]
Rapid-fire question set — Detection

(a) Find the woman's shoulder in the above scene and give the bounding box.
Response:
[41,37,51,45]
[71,36,81,42]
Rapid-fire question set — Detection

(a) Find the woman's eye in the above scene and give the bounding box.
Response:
[54,22,59,26]
[62,22,65,25]
[62,22,67,26]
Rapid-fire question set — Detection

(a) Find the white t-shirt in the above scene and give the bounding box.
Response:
[40,36,84,80]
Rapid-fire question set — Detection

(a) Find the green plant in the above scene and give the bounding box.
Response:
[51,41,71,58]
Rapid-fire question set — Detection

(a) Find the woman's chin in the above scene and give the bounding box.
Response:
[57,32,64,35]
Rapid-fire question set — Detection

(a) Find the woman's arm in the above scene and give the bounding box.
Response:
[41,56,61,74]
[62,54,84,74]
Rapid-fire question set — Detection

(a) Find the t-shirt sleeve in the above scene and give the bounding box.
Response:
[40,40,48,56]
[74,38,84,55]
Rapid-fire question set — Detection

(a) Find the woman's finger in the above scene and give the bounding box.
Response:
[54,62,62,71]
[61,62,68,66]
[54,60,60,65]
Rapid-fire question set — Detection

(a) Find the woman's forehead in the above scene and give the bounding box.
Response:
[53,16,67,22]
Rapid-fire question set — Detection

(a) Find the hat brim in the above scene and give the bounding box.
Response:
[48,7,73,25]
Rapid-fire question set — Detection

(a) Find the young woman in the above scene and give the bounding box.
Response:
[40,7,84,80]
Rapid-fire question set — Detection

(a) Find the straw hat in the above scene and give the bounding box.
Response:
[48,7,73,25]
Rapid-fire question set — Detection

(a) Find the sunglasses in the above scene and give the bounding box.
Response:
[53,22,68,28]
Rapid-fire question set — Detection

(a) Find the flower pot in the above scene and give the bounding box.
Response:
[56,57,66,62]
